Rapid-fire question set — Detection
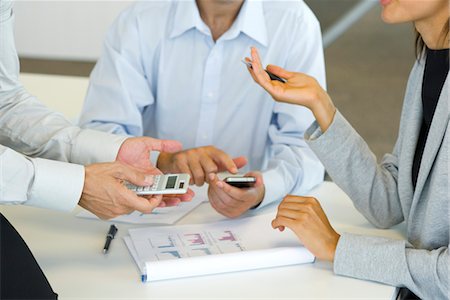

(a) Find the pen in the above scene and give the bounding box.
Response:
[241,59,287,83]
[103,224,118,254]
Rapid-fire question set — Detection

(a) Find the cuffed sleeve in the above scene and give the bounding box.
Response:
[0,145,83,211]
[27,158,84,211]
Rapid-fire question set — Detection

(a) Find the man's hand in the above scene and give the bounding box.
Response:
[116,136,182,170]
[271,196,340,261]
[157,146,247,186]
[116,136,194,206]
[207,172,265,218]
[79,161,162,220]
[157,189,196,208]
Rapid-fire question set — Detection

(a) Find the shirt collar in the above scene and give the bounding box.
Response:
[170,0,268,47]
[235,0,268,46]
[170,1,205,39]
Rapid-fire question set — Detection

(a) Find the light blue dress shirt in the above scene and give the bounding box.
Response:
[80,0,326,206]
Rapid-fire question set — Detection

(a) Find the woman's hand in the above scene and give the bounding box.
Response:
[246,47,336,132]
[271,195,340,262]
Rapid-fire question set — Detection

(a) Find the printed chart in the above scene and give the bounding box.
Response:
[147,230,246,261]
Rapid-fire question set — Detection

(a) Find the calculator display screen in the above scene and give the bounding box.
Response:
[166,176,177,189]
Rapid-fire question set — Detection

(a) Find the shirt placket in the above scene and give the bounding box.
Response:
[195,42,223,147]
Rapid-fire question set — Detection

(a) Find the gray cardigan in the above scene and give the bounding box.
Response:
[305,59,448,299]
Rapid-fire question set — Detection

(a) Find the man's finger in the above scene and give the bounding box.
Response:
[141,138,183,154]
[121,188,160,214]
[208,185,228,212]
[116,164,154,186]
[232,156,248,169]
[161,197,181,207]
[220,181,247,202]
[177,163,193,185]
[188,156,206,186]
[212,149,238,173]
[200,156,219,176]
[163,188,195,202]
[160,139,183,153]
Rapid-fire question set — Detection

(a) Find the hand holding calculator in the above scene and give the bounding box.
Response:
[125,174,190,195]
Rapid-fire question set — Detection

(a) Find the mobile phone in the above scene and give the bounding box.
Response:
[241,59,287,83]
[224,176,257,188]
[125,174,190,195]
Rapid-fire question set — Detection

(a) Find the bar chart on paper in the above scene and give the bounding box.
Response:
[139,229,246,262]
[124,214,315,282]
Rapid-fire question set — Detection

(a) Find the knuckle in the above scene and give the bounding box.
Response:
[304,203,314,211]
[307,196,317,202]
[223,210,237,219]
[173,155,184,164]
[205,165,218,174]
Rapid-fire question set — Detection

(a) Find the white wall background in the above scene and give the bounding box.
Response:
[13,1,132,61]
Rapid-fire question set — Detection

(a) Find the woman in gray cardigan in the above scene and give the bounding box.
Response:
[246,0,448,299]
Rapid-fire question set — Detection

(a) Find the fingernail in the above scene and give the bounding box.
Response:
[144,175,154,185]
[208,173,215,181]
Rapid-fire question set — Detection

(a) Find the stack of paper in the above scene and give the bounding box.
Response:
[124,213,315,282]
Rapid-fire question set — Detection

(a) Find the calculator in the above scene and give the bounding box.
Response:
[125,174,190,195]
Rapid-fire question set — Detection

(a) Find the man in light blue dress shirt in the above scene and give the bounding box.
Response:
[80,0,326,217]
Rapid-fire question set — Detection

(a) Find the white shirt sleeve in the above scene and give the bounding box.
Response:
[0,145,84,211]
[0,2,126,165]
[0,1,126,210]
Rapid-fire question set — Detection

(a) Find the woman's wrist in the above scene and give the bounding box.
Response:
[327,233,341,262]
[311,90,336,133]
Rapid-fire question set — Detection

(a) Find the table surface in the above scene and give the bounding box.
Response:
[0,182,404,299]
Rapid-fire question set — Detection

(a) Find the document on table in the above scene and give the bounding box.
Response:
[76,185,208,225]
[124,213,315,282]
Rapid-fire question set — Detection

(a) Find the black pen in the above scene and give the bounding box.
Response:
[103,224,118,254]
[241,59,287,83]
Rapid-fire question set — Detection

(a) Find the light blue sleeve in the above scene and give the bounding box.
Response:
[260,4,325,207]
[79,6,155,136]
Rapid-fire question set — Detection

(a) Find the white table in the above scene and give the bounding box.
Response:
[0,182,404,299]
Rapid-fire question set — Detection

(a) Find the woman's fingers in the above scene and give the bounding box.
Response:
[266,64,295,80]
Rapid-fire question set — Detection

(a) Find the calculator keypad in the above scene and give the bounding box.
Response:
[126,175,161,193]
